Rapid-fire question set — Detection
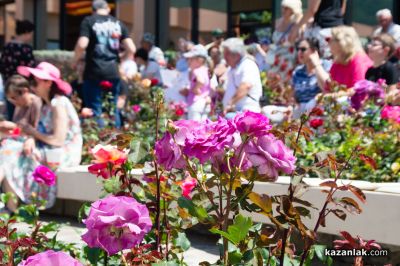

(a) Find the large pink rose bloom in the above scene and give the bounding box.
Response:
[244,134,296,180]
[82,196,152,255]
[183,118,240,163]
[233,111,272,137]
[18,250,83,266]
[155,132,186,170]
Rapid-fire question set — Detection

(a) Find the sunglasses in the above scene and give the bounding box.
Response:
[296,46,308,52]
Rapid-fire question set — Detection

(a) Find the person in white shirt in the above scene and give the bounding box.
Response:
[134,48,163,85]
[373,9,400,44]
[120,53,137,80]
[141,32,166,66]
[222,38,262,116]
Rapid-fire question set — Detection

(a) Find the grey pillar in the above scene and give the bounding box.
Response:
[34,0,47,49]
[157,0,170,50]
[144,0,156,34]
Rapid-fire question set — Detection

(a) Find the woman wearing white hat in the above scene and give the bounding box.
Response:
[179,45,211,121]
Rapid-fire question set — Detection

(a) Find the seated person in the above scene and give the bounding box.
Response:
[134,48,163,85]
[366,34,398,88]
[0,74,42,136]
[292,38,331,118]
[310,26,373,98]
[0,62,82,212]
[366,33,400,104]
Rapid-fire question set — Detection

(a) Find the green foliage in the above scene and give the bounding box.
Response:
[210,215,252,245]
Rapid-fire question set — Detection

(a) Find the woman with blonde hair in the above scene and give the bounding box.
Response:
[267,0,303,86]
[310,25,372,92]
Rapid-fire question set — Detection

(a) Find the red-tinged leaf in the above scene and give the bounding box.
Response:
[337,185,349,191]
[319,180,337,188]
[359,154,377,170]
[331,209,347,220]
[366,240,381,250]
[340,197,362,214]
[348,185,366,203]
[339,231,358,248]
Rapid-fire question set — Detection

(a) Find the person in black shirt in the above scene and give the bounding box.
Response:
[289,0,347,58]
[0,20,35,120]
[366,34,398,90]
[72,0,136,128]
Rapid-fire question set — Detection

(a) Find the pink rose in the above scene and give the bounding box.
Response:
[173,120,201,145]
[351,80,385,110]
[233,111,272,137]
[18,250,83,266]
[80,107,94,118]
[155,132,186,170]
[32,165,56,186]
[183,118,240,163]
[381,105,400,124]
[132,104,141,113]
[180,175,197,199]
[244,134,296,180]
[82,196,152,255]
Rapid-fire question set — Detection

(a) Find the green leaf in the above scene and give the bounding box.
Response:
[16,204,39,224]
[228,250,242,264]
[314,244,328,262]
[177,197,210,222]
[78,202,91,223]
[84,246,101,265]
[242,250,254,262]
[39,222,60,233]
[103,176,120,194]
[210,214,252,245]
[173,232,191,251]
[128,139,146,164]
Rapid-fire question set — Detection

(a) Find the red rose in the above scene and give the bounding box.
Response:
[175,108,184,116]
[99,80,113,90]
[310,107,324,116]
[280,61,288,72]
[289,46,295,53]
[150,78,159,86]
[310,118,324,129]
[11,127,21,137]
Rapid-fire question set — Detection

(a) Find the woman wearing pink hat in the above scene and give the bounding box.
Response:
[0,62,82,211]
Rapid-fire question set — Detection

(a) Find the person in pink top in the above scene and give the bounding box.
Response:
[310,26,373,98]
[179,45,211,121]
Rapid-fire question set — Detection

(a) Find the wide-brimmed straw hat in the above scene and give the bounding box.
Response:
[17,62,72,95]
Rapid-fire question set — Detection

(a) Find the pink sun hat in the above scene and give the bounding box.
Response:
[17,62,72,95]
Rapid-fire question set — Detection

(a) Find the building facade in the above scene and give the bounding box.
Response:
[0,0,398,50]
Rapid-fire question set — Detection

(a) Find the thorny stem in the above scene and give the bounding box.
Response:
[153,99,162,254]
[164,199,170,260]
[221,137,249,265]
[299,148,358,266]
[280,119,305,266]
